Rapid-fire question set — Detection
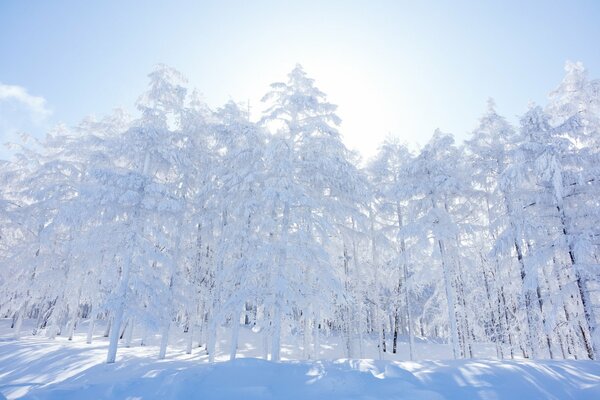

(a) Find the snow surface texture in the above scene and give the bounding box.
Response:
[1,320,599,399]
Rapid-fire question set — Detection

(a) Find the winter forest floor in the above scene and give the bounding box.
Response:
[1,320,599,399]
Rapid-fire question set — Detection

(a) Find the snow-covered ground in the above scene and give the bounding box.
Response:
[1,319,599,399]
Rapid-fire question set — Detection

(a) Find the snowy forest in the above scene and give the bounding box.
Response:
[1,60,600,366]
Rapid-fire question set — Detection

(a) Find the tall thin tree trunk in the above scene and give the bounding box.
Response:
[67,317,77,341]
[370,208,384,361]
[14,311,24,339]
[229,309,241,361]
[207,319,217,362]
[313,310,320,359]
[271,201,289,362]
[86,314,95,344]
[392,310,399,354]
[186,319,194,355]
[125,318,134,348]
[303,306,311,359]
[158,323,169,360]
[342,243,354,358]
[396,203,415,361]
[438,237,461,359]
[262,320,269,360]
[106,246,132,364]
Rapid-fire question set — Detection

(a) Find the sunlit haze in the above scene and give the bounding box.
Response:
[1,0,600,159]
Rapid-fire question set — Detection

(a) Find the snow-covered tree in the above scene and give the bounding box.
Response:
[2,60,599,364]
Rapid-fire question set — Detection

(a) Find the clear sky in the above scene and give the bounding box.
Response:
[1,0,599,160]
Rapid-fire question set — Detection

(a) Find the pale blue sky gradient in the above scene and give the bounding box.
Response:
[1,0,599,159]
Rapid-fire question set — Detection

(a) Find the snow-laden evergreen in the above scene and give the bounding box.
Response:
[1,61,600,363]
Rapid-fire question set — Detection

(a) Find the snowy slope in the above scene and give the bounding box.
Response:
[1,320,599,399]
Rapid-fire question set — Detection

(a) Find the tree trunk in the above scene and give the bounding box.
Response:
[262,321,269,360]
[107,228,135,364]
[392,311,399,354]
[313,310,320,359]
[229,309,241,361]
[303,306,311,359]
[107,310,124,364]
[271,201,289,362]
[207,319,217,362]
[158,323,169,360]
[396,204,415,360]
[437,237,460,359]
[140,326,148,347]
[103,318,111,338]
[370,208,385,360]
[125,318,134,348]
[14,311,24,339]
[67,317,77,341]
[86,315,95,344]
[186,323,194,355]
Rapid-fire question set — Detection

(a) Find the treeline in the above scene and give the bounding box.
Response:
[0,62,599,363]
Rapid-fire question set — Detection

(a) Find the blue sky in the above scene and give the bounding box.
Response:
[1,0,599,159]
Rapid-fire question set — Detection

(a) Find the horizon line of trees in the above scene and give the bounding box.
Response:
[1,61,599,363]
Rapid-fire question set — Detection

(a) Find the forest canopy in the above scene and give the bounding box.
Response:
[1,61,599,364]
